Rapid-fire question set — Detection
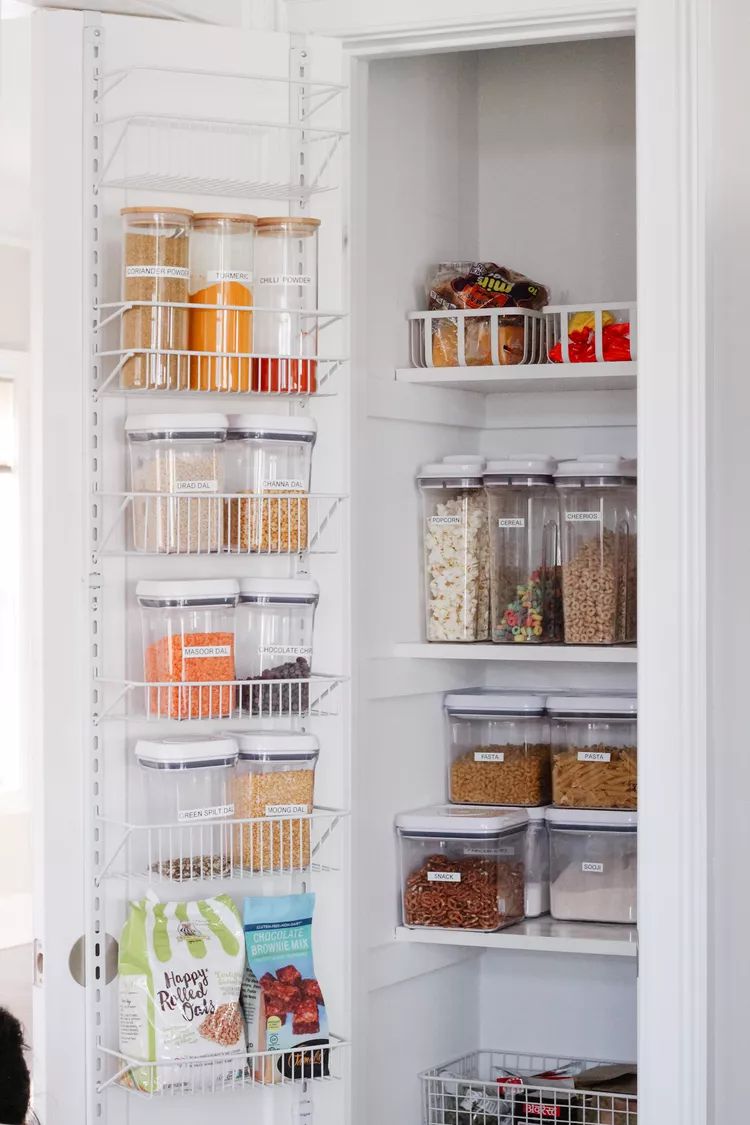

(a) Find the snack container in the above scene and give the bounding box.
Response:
[555,456,637,645]
[546,808,637,924]
[395,804,527,932]
[548,695,637,810]
[446,691,550,807]
[136,578,238,720]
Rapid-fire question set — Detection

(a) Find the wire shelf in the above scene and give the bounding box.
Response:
[96,492,346,558]
[422,1049,637,1125]
[95,675,345,723]
[408,308,545,369]
[97,807,347,884]
[99,1033,348,1096]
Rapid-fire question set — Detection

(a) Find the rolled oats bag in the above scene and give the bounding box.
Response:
[118,891,245,1093]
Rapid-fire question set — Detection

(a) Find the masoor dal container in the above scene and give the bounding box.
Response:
[546,807,637,923]
[548,694,637,810]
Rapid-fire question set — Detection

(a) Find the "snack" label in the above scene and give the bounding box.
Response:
[183,645,232,659]
[178,803,234,822]
[427,871,461,883]
[577,750,612,762]
[126,265,190,280]
[264,803,309,817]
[175,480,219,493]
[582,862,605,873]
[475,751,504,762]
[565,511,602,522]
[497,517,526,529]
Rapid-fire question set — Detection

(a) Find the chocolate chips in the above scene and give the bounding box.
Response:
[240,657,312,716]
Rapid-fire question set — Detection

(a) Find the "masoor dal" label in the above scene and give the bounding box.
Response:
[183,645,232,659]
[427,871,461,883]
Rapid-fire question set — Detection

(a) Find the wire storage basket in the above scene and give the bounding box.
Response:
[544,303,636,364]
[409,309,545,369]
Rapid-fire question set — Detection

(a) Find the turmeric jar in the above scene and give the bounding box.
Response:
[188,213,257,392]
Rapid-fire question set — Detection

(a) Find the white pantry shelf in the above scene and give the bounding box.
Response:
[395,918,637,958]
[394,361,636,395]
[394,643,637,664]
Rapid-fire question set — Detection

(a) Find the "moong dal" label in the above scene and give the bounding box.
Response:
[264,803,309,817]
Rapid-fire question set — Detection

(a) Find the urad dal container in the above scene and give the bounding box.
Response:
[446,692,551,807]
[395,804,527,932]
[136,579,238,720]
[126,413,227,554]
[229,730,319,872]
[548,695,637,810]
[417,461,489,642]
[546,808,637,924]
[555,457,637,645]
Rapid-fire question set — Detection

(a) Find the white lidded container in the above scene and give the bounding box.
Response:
[555,456,637,645]
[136,578,239,721]
[125,413,228,555]
[548,694,637,810]
[395,804,527,932]
[224,414,317,554]
[229,730,320,873]
[235,577,319,718]
[445,691,550,807]
[417,461,489,643]
[546,808,637,924]
[134,735,238,882]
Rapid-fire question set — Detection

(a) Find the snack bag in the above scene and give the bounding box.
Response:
[243,891,330,1080]
[118,891,245,1093]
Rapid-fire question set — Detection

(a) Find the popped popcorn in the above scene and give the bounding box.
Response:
[423,490,489,641]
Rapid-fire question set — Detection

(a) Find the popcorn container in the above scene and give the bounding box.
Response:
[417,461,489,642]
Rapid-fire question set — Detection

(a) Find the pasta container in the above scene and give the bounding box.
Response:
[229,730,319,872]
[395,804,528,932]
[136,578,238,720]
[555,456,637,645]
[446,691,551,807]
[548,695,637,810]
[126,413,228,554]
[484,456,562,644]
[546,808,637,924]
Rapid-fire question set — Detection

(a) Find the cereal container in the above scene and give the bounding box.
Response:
[546,808,637,923]
[395,804,527,932]
[134,735,238,881]
[446,692,551,807]
[121,206,193,390]
[548,694,637,810]
[188,212,257,392]
[417,461,489,642]
[235,577,319,717]
[125,414,228,554]
[136,578,238,720]
[229,730,319,872]
[223,414,317,554]
[484,456,562,644]
[555,457,637,644]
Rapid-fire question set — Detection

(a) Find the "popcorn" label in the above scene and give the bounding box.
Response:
[178,803,234,822]
[577,750,611,762]
[475,751,504,762]
[582,862,605,873]
[428,515,462,526]
[174,480,219,493]
[427,871,461,883]
[183,645,232,659]
[126,265,190,280]
[565,511,602,522]
[497,517,526,529]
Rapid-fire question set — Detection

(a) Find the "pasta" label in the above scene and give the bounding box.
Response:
[582,862,605,873]
[474,751,504,762]
[577,750,612,762]
[427,871,461,883]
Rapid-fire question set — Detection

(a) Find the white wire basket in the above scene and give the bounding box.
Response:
[408,309,545,369]
[544,302,637,364]
[422,1049,637,1125]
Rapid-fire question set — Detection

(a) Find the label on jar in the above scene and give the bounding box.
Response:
[258,645,312,659]
[565,511,602,522]
[125,265,190,280]
[178,803,234,822]
[207,269,252,285]
[427,871,461,883]
[183,645,232,659]
[264,803,309,817]
[257,274,312,287]
[582,862,605,873]
[428,515,462,526]
[474,751,504,763]
[497,517,526,529]
[174,480,219,493]
[577,750,612,762]
[261,479,306,491]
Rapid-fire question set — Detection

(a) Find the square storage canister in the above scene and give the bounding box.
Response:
[548,694,637,810]
[547,808,637,924]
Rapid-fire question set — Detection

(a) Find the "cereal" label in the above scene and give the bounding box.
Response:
[427,871,461,883]
[565,511,602,522]
[264,803,309,817]
[497,517,526,529]
[577,750,612,762]
[582,862,605,873]
[474,751,504,762]
[183,645,232,659]
[175,480,219,493]
[178,803,234,822]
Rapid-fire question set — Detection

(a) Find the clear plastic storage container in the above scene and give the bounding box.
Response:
[229,730,319,872]
[235,577,319,717]
[121,206,193,390]
[519,805,550,918]
[224,414,317,554]
[417,461,489,642]
[396,804,527,932]
[126,413,228,554]
[446,692,551,807]
[547,808,637,923]
[484,456,562,644]
[548,695,637,810]
[555,457,637,645]
[134,735,238,881]
[136,579,238,720]
[188,212,257,392]
[253,216,320,395]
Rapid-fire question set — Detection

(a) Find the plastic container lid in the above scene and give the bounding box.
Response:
[136,578,239,605]
[444,691,546,717]
[416,462,484,485]
[238,577,320,604]
[545,808,638,829]
[546,695,637,717]
[135,735,238,770]
[442,455,486,468]
[554,455,636,480]
[484,455,557,478]
[125,414,228,438]
[226,414,317,440]
[525,805,551,822]
[395,803,529,836]
[234,730,320,762]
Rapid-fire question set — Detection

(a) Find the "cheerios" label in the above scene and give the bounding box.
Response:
[577,751,611,762]
[427,871,461,883]
[582,862,604,873]
[565,511,602,522]
[474,751,505,762]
